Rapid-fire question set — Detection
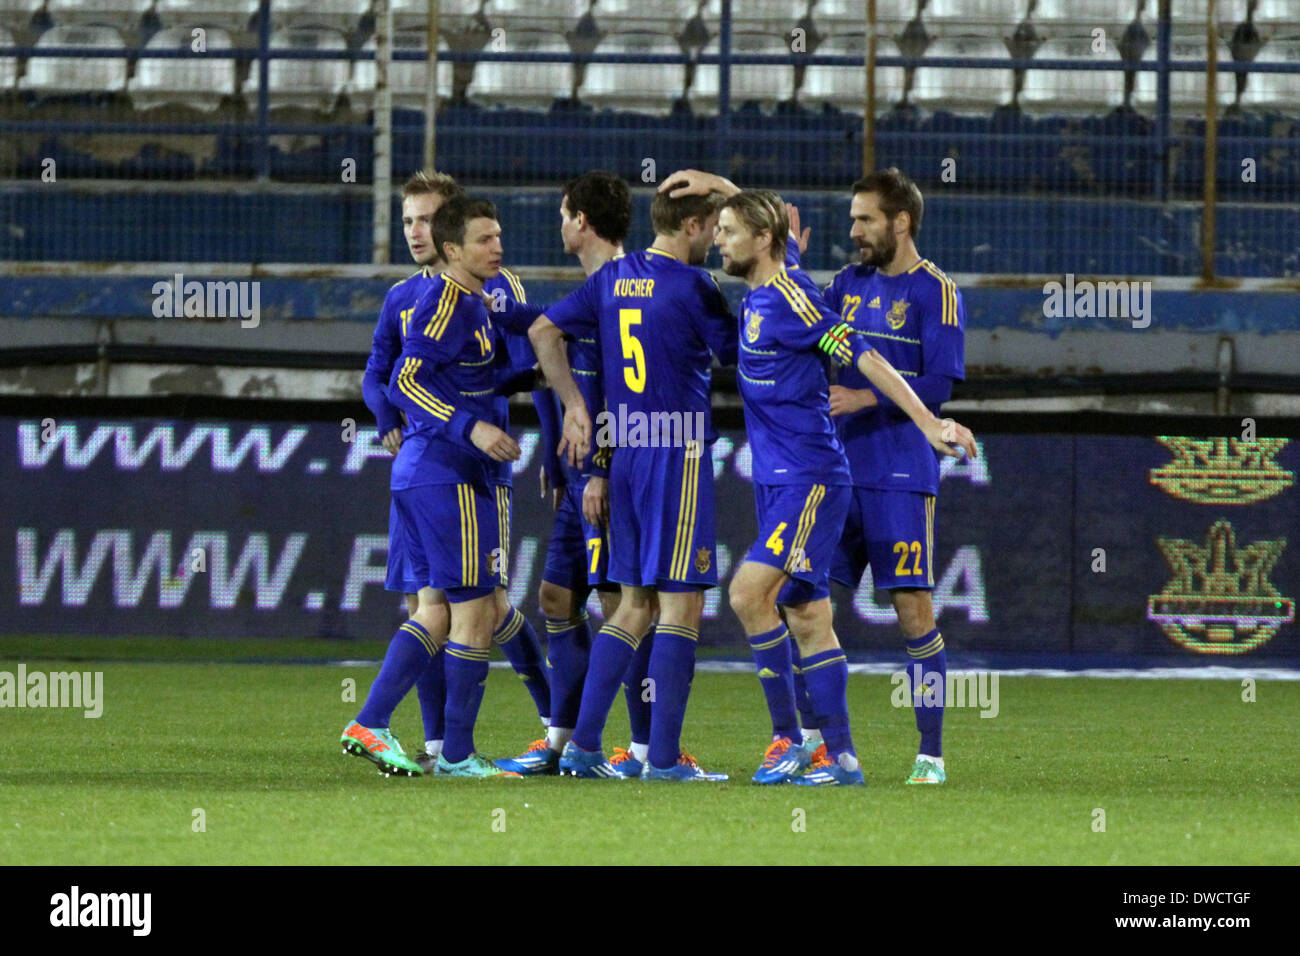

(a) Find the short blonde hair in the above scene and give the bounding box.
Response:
[721,189,788,261]
[401,169,464,202]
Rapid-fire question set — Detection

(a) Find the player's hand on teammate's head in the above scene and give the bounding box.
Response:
[381,427,403,456]
[582,475,609,527]
[658,169,740,199]
[558,404,592,469]
[786,202,810,256]
[470,420,522,462]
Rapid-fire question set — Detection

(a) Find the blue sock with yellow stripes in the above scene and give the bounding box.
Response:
[800,648,856,764]
[494,606,550,724]
[790,641,817,735]
[906,628,946,758]
[571,623,640,753]
[545,611,591,732]
[416,646,446,744]
[356,620,436,729]
[442,642,491,764]
[748,624,800,742]
[622,626,655,746]
[647,624,698,770]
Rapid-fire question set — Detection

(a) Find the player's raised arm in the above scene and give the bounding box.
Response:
[853,349,976,460]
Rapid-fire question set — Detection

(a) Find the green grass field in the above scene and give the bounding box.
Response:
[2,650,1297,865]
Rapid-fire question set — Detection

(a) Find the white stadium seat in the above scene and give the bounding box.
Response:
[128,25,238,111]
[811,0,915,32]
[1239,39,1300,110]
[0,27,17,90]
[46,0,154,28]
[18,25,128,93]
[489,0,590,34]
[269,0,371,33]
[1019,35,1125,114]
[392,0,483,33]
[800,33,905,114]
[350,31,453,111]
[579,31,686,114]
[1133,36,1234,114]
[155,0,261,33]
[242,27,350,112]
[690,32,796,109]
[0,0,45,28]
[925,0,1027,34]
[912,36,1012,111]
[593,0,705,37]
[467,29,573,109]
[1029,0,1137,29]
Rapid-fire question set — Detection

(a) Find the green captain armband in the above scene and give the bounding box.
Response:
[817,322,858,368]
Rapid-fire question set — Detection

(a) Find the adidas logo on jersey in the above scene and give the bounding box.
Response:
[867,296,881,309]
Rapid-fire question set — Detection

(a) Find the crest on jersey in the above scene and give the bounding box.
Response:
[744,308,763,344]
[695,547,712,574]
[887,299,909,330]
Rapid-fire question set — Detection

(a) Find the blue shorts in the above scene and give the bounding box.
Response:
[830,487,937,591]
[745,482,851,606]
[390,481,504,603]
[607,441,717,591]
[541,474,612,593]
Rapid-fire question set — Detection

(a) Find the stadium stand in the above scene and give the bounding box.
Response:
[1018,36,1126,115]
[128,26,241,112]
[691,32,796,109]
[912,36,1013,112]
[466,28,573,109]
[801,34,907,114]
[241,27,350,113]
[0,27,17,90]
[490,0,591,34]
[592,0,708,39]
[18,24,129,95]
[349,31,453,112]
[269,0,371,33]
[154,0,260,34]
[579,31,687,115]
[46,0,155,28]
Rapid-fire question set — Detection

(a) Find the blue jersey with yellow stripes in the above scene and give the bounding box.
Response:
[363,268,431,438]
[737,266,862,486]
[545,248,737,443]
[484,266,537,487]
[824,259,966,495]
[387,272,500,489]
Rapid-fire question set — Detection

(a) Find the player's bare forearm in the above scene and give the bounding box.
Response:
[854,350,978,458]
[528,317,583,412]
[658,169,740,199]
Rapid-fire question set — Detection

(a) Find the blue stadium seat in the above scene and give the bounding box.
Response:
[466,29,573,109]
[242,27,350,112]
[128,25,239,111]
[1019,36,1125,114]
[46,0,154,28]
[800,34,905,115]
[18,25,128,94]
[155,0,260,34]
[912,37,1012,112]
[579,31,685,114]
[1133,35,1234,115]
[270,0,371,34]
[690,32,796,110]
[489,0,590,34]
[350,31,453,112]
[1239,39,1300,111]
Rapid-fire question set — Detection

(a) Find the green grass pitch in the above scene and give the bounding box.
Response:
[1,650,1297,865]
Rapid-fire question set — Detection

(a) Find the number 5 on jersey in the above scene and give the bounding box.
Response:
[620,308,646,393]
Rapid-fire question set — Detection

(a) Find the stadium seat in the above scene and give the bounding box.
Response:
[800,33,905,114]
[707,0,807,34]
[1019,35,1125,114]
[0,0,44,32]
[269,0,371,34]
[392,0,485,34]
[812,0,914,33]
[350,31,453,112]
[1133,36,1234,115]
[0,27,16,90]
[155,0,261,34]
[1238,39,1300,111]
[592,0,705,38]
[912,37,1012,112]
[924,0,1027,36]
[45,0,153,28]
[489,0,590,34]
[466,29,573,109]
[18,25,128,94]
[242,27,350,112]
[1028,0,1136,32]
[578,31,686,114]
[128,26,238,111]
[690,32,796,109]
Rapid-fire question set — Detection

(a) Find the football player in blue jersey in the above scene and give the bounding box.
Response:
[342,172,552,776]
[715,189,976,785]
[529,188,738,781]
[823,169,970,785]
